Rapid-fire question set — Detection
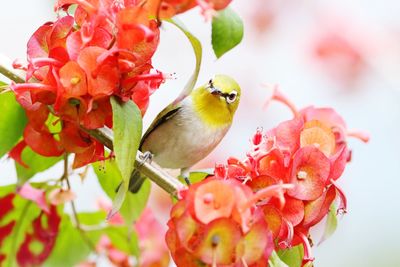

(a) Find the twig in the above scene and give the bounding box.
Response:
[0,56,187,197]
[0,54,25,83]
[62,154,97,252]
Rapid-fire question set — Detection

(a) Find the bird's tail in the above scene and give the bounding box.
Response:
[128,170,146,193]
[115,169,146,194]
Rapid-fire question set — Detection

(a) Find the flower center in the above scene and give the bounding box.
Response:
[203,193,214,204]
[70,77,81,85]
[297,170,308,180]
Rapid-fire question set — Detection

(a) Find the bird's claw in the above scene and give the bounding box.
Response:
[138,151,153,167]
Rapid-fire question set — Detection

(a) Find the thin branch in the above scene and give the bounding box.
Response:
[0,54,25,83]
[62,154,97,252]
[0,56,187,197]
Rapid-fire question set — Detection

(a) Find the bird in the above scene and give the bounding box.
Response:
[128,74,241,193]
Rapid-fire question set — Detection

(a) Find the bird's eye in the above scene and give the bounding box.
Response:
[226,91,237,104]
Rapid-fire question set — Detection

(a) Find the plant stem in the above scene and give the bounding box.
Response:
[0,58,186,197]
[0,54,25,83]
[62,154,97,251]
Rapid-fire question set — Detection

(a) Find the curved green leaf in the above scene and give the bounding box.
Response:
[318,203,338,245]
[269,250,289,267]
[93,159,151,224]
[166,18,202,103]
[0,91,27,158]
[110,97,142,216]
[212,7,244,58]
[276,245,304,267]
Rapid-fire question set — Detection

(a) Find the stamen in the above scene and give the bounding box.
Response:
[241,257,249,267]
[11,83,56,93]
[31,57,63,68]
[12,59,27,71]
[330,179,347,215]
[70,77,81,85]
[298,232,314,262]
[211,247,217,267]
[347,130,370,143]
[241,183,295,211]
[211,235,220,247]
[122,72,173,86]
[263,85,299,116]
[278,218,293,249]
[196,0,217,21]
[211,235,219,267]
[297,170,308,180]
[56,0,97,14]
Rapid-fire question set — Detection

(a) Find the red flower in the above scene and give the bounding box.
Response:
[165,178,293,266]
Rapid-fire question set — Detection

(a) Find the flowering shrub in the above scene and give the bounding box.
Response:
[0,0,367,266]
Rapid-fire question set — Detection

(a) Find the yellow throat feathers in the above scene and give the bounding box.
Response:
[191,86,238,128]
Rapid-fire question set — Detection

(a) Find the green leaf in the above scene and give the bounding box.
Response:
[166,18,202,102]
[77,211,107,225]
[212,7,244,58]
[93,160,151,224]
[119,179,150,223]
[277,245,304,267]
[110,97,142,214]
[44,214,101,267]
[318,203,338,245]
[0,91,27,158]
[105,226,139,257]
[15,147,62,185]
[179,171,211,185]
[269,250,289,267]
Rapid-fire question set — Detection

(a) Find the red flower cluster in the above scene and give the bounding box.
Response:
[10,0,168,168]
[166,90,368,266]
[166,177,294,266]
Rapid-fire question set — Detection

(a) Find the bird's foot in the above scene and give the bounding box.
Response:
[138,151,153,167]
[180,168,191,186]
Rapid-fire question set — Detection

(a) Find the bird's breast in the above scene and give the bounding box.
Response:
[141,100,231,169]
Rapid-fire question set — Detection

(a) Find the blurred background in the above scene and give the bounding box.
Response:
[1,0,400,266]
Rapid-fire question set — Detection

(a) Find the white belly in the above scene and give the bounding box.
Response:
[141,100,230,169]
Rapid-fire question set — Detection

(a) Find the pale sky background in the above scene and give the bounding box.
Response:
[1,0,400,266]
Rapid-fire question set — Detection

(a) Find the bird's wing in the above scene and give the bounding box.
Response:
[139,102,182,150]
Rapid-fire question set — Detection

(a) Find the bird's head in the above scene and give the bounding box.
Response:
[191,74,241,127]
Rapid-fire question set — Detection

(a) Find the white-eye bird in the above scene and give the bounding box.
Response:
[128,74,241,193]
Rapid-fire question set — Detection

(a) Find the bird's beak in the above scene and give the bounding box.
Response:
[209,86,221,96]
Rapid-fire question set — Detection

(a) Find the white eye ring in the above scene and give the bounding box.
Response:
[226,90,237,104]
